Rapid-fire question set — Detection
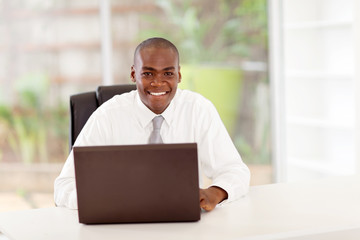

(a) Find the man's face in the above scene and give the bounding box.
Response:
[131,47,181,114]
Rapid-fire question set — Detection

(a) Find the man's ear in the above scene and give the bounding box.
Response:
[178,66,182,83]
[130,65,136,83]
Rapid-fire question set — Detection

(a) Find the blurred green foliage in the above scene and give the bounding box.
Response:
[0,73,68,164]
[140,0,268,64]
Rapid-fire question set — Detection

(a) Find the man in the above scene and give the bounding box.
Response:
[54,37,250,211]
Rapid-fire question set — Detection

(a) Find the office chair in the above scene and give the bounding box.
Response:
[69,84,136,151]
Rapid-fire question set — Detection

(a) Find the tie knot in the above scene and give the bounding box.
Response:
[152,115,164,130]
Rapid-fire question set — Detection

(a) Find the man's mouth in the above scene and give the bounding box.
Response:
[149,91,168,96]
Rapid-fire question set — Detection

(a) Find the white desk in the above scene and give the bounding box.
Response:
[1,175,360,240]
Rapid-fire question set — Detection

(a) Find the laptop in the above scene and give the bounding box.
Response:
[73,143,200,224]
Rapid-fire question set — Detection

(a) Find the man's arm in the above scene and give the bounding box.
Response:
[54,111,109,209]
[195,98,250,208]
[54,150,78,209]
[199,186,228,211]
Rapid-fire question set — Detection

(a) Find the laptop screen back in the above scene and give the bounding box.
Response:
[74,143,200,224]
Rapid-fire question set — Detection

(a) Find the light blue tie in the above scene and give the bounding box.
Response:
[149,115,164,144]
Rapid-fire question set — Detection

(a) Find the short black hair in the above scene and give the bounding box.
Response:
[134,37,180,64]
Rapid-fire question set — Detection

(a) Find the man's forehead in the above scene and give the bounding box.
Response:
[134,47,179,66]
[138,47,176,57]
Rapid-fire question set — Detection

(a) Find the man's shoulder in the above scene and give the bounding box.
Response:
[176,89,214,107]
[96,90,137,113]
[175,89,221,124]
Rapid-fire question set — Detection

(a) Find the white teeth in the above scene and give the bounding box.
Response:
[150,92,166,96]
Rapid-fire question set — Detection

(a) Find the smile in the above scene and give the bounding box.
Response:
[149,91,167,96]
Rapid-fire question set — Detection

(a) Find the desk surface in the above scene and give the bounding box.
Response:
[1,175,360,240]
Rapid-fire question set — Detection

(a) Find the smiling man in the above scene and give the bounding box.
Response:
[131,41,180,114]
[54,37,250,212]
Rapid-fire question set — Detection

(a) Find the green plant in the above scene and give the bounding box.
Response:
[140,0,268,64]
[0,73,68,164]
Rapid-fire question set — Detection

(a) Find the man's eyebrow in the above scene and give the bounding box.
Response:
[141,66,156,71]
[141,66,175,71]
[163,66,175,71]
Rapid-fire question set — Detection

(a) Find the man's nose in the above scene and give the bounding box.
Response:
[150,76,165,86]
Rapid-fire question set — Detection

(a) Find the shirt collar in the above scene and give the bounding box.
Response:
[135,89,180,128]
[135,92,155,128]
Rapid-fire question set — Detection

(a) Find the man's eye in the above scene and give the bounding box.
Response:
[142,72,153,76]
[164,72,174,76]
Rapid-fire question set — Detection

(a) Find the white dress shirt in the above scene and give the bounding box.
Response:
[54,89,250,209]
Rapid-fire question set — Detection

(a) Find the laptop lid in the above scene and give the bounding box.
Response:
[73,143,200,224]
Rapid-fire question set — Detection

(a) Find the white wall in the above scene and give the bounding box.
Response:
[269,0,360,182]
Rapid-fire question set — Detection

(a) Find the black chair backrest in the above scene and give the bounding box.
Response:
[69,84,136,150]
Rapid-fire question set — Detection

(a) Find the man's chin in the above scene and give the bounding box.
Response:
[147,102,170,114]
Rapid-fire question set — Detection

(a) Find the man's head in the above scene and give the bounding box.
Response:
[131,37,181,114]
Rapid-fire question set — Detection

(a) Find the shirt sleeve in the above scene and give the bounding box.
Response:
[54,110,111,209]
[54,150,78,209]
[196,99,250,204]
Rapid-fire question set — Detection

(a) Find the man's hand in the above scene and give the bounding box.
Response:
[199,186,228,211]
